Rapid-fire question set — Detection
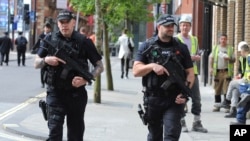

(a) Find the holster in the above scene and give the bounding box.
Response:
[39,100,48,121]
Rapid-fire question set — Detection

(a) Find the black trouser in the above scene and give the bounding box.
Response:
[17,48,26,66]
[146,95,184,141]
[46,87,88,141]
[1,52,9,65]
[121,57,130,77]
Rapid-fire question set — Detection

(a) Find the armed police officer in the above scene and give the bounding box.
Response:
[133,14,195,141]
[34,9,103,141]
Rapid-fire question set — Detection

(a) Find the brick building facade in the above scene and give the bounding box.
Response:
[31,0,88,45]
[173,0,250,76]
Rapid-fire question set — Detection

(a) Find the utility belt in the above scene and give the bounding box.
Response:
[217,68,228,73]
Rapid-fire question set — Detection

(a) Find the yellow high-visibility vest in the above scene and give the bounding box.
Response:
[211,45,234,76]
[177,34,198,74]
[243,55,250,81]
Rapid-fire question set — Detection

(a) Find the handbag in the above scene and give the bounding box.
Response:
[128,38,133,52]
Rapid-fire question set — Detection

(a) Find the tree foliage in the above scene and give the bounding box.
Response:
[69,0,162,103]
[69,0,162,26]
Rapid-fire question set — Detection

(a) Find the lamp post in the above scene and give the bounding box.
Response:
[8,0,10,33]
[201,0,213,86]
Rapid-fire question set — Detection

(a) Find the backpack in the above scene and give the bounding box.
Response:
[18,37,27,47]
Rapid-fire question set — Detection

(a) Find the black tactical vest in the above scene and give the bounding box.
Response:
[45,31,89,90]
[142,37,186,95]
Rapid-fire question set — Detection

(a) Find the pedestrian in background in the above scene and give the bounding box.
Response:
[15,31,28,66]
[231,47,250,124]
[221,41,249,118]
[79,26,94,77]
[89,31,96,44]
[0,32,13,66]
[210,34,235,112]
[133,14,195,141]
[79,26,89,36]
[176,15,207,133]
[116,28,134,79]
[34,9,103,141]
[33,23,52,88]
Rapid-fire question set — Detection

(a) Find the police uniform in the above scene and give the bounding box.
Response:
[38,24,52,88]
[37,20,102,141]
[136,34,193,140]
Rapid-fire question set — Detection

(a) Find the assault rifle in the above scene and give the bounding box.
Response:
[137,44,193,125]
[41,38,95,85]
[142,45,191,98]
[160,50,191,98]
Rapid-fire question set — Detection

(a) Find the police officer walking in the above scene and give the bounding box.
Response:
[34,9,103,141]
[133,14,195,141]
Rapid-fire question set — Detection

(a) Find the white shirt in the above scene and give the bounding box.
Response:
[116,34,134,59]
[217,46,228,69]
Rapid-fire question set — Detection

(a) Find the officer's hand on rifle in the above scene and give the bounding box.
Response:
[44,56,66,66]
[175,94,187,104]
[152,63,169,76]
[72,76,87,88]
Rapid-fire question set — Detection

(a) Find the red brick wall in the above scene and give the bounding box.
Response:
[192,0,204,49]
[147,5,154,39]
[175,0,193,15]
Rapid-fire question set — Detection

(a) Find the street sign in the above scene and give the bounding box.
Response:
[12,22,17,30]
[30,11,36,22]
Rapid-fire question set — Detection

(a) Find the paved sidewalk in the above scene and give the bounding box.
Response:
[2,53,250,141]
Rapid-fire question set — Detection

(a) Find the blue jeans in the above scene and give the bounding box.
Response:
[236,101,250,124]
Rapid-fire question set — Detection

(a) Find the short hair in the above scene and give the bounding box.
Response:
[18,31,23,35]
[220,33,227,38]
[44,23,52,29]
[80,26,88,33]
[241,44,250,52]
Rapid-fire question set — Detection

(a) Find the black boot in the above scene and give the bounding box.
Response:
[121,72,124,79]
[225,107,236,118]
[221,99,231,109]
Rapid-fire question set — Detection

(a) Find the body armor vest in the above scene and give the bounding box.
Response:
[142,38,186,95]
[45,32,88,90]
